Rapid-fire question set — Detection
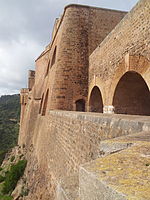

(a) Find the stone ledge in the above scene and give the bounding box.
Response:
[99,131,150,155]
[56,174,79,200]
[49,111,150,134]
[79,140,150,200]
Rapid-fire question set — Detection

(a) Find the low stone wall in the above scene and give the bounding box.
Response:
[21,111,150,199]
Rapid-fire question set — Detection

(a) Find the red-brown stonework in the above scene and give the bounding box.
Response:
[33,4,126,111]
[89,0,150,114]
[19,1,150,199]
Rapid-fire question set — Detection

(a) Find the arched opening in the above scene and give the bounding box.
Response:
[75,99,85,111]
[51,46,57,67]
[39,93,44,114]
[113,71,150,115]
[41,89,49,116]
[89,86,103,113]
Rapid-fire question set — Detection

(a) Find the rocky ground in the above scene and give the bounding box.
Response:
[0,146,28,200]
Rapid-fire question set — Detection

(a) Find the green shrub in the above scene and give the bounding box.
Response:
[2,160,27,194]
[0,175,5,183]
[10,156,15,162]
[0,167,3,171]
[4,171,9,177]
[0,195,13,200]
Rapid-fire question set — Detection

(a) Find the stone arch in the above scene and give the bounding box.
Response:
[113,71,150,115]
[89,86,103,113]
[41,89,49,116]
[88,77,106,109]
[75,99,85,112]
[107,55,150,106]
[39,93,44,114]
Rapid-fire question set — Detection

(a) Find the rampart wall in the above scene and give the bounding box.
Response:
[18,0,150,199]
[22,111,150,199]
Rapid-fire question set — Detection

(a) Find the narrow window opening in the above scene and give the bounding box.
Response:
[51,46,57,67]
[45,60,50,77]
[41,89,49,116]
[39,94,44,114]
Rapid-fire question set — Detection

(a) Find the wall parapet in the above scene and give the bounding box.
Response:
[48,110,150,133]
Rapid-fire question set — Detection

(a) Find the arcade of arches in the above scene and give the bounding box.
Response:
[89,72,150,116]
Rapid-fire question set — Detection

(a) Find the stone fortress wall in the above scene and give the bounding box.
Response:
[19,0,150,199]
[88,0,150,115]
[33,5,126,111]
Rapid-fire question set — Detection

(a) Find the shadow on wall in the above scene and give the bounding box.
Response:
[41,89,49,116]
[113,71,150,116]
[89,86,103,113]
[75,99,85,111]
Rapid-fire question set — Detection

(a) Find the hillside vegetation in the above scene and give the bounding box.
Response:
[0,94,20,164]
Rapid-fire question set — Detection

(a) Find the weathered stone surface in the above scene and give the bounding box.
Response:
[80,136,150,200]
[56,174,79,200]
[99,131,150,155]
[79,167,126,200]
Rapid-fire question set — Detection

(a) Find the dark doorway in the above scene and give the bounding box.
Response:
[75,99,85,111]
[113,71,150,115]
[89,86,103,113]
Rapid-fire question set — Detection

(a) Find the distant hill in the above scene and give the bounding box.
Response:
[0,94,20,164]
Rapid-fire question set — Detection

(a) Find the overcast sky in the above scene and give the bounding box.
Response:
[0,0,139,96]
